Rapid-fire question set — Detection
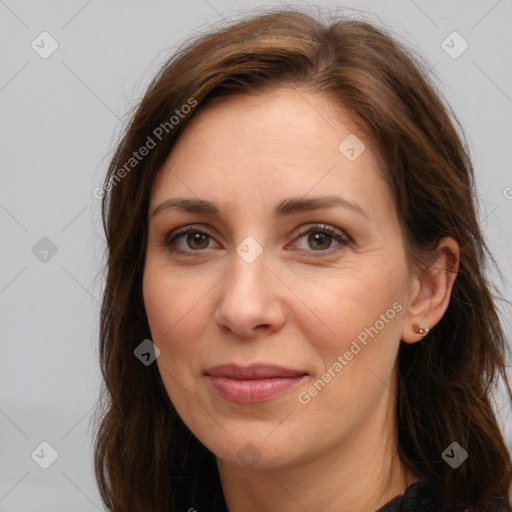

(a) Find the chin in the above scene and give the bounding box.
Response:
[199,429,302,471]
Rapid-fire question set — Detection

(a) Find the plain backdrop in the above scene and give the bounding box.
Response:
[1,0,511,510]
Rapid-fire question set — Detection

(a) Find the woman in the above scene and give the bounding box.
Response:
[93,7,512,511]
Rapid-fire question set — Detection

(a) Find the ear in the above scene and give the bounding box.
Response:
[401,237,460,344]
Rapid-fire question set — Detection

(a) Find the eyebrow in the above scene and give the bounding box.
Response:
[150,194,370,221]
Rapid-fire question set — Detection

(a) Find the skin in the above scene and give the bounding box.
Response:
[142,86,459,511]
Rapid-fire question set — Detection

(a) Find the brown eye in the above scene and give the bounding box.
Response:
[163,223,350,257]
[306,231,333,250]
[184,232,210,250]
[164,226,217,253]
[290,224,350,255]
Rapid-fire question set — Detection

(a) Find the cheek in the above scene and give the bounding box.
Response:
[142,275,175,343]
[297,264,407,402]
[293,277,405,423]
[142,269,204,413]
[305,268,405,344]
[143,263,202,341]
[142,265,213,382]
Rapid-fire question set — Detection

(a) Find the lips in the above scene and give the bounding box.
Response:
[205,363,307,379]
[204,363,308,403]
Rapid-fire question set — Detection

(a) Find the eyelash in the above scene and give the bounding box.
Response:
[162,223,351,258]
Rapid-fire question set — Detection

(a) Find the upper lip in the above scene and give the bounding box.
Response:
[204,363,308,379]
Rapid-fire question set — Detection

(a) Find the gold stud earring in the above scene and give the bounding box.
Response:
[412,322,429,336]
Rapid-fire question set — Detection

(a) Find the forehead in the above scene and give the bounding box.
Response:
[149,87,393,220]
[169,87,370,161]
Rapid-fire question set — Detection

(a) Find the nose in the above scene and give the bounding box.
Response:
[214,247,287,338]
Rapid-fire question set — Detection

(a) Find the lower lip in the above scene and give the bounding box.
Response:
[206,375,307,403]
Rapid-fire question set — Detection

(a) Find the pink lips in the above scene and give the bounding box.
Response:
[205,363,308,404]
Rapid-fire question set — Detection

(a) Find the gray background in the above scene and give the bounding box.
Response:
[1,0,511,510]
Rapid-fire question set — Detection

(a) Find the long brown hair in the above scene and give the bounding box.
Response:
[93,7,512,511]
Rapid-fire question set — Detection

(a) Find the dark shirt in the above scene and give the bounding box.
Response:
[376,478,512,512]
[376,478,445,511]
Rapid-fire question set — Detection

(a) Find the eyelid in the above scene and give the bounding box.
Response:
[293,223,350,243]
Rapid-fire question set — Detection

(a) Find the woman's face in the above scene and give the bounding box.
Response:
[143,87,413,472]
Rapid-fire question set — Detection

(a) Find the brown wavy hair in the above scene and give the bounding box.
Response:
[93,6,512,511]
